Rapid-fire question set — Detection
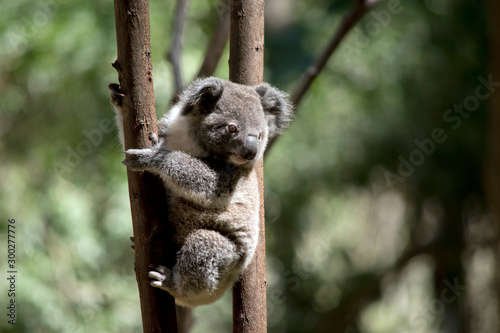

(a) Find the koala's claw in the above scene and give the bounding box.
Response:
[121,134,168,171]
[149,134,166,150]
[148,265,172,289]
[149,133,159,146]
[149,264,170,274]
[108,83,125,107]
[130,236,135,252]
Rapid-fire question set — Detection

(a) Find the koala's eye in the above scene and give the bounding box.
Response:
[228,124,238,133]
[258,132,262,140]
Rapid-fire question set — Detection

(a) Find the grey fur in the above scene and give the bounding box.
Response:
[109,77,292,307]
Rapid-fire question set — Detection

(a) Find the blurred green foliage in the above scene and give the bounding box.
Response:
[0,0,490,332]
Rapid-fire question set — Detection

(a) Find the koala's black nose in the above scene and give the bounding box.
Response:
[243,135,258,160]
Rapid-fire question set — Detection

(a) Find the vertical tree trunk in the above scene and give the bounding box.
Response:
[229,1,267,332]
[112,0,178,332]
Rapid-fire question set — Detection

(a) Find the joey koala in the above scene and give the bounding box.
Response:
[109,77,292,307]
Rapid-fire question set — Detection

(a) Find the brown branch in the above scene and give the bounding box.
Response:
[265,0,383,155]
[291,0,383,107]
[196,0,230,78]
[229,0,267,332]
[112,0,178,331]
[167,0,190,98]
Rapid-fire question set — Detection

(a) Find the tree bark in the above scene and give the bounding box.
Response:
[112,1,178,332]
[229,0,267,333]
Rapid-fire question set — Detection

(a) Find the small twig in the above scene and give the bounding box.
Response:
[266,0,383,155]
[196,0,230,78]
[167,0,190,99]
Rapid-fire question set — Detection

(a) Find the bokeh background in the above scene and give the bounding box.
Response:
[0,0,497,332]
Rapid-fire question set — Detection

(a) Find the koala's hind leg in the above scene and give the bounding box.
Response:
[149,229,240,306]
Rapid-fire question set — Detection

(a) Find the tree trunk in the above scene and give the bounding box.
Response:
[229,1,267,332]
[112,0,178,331]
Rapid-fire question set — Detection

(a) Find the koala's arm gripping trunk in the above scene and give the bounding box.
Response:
[112,0,178,332]
[123,146,232,205]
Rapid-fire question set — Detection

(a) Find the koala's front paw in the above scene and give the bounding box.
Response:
[122,136,167,171]
[108,83,125,107]
[148,265,173,290]
[122,147,157,171]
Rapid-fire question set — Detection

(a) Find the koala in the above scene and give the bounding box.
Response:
[109,77,292,307]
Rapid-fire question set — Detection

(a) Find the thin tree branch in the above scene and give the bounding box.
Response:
[265,0,383,155]
[167,0,190,99]
[196,0,230,78]
[112,0,178,332]
[291,0,383,107]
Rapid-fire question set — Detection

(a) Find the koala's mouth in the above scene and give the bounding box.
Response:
[228,153,250,165]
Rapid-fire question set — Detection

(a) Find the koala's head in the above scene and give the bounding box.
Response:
[179,77,292,167]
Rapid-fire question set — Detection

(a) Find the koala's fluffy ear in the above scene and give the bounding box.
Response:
[255,84,293,138]
[183,78,224,115]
